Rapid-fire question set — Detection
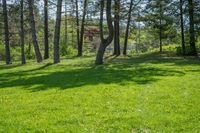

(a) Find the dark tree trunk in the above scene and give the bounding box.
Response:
[123,0,133,55]
[44,0,49,59]
[78,0,88,56]
[159,18,162,52]
[188,0,197,55]
[20,0,26,64]
[75,0,80,52]
[180,0,185,55]
[96,43,106,65]
[28,35,31,59]
[159,3,163,52]
[113,0,120,56]
[71,2,75,45]
[53,0,62,64]
[2,0,11,64]
[64,0,68,46]
[95,0,113,65]
[28,0,42,63]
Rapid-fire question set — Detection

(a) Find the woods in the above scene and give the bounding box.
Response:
[0,0,199,65]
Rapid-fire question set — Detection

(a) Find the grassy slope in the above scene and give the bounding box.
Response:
[0,52,200,133]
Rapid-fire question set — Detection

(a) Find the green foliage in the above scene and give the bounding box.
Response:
[60,45,77,56]
[0,44,5,61]
[0,44,21,61]
[10,47,21,61]
[0,53,200,132]
[176,45,200,55]
[24,44,36,60]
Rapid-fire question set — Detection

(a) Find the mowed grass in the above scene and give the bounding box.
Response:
[0,52,200,132]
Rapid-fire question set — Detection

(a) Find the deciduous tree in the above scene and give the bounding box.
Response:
[95,0,113,65]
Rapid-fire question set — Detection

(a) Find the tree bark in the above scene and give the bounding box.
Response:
[159,3,163,52]
[113,0,120,56]
[137,17,141,53]
[28,0,42,63]
[20,0,26,64]
[44,0,49,59]
[75,0,80,52]
[123,0,133,55]
[78,0,88,56]
[96,43,106,65]
[188,0,197,55]
[2,0,11,64]
[95,0,113,65]
[64,0,68,46]
[180,0,185,55]
[53,0,62,64]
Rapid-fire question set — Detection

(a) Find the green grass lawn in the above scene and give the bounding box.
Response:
[0,52,200,132]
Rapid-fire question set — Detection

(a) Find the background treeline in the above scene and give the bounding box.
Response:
[0,0,200,65]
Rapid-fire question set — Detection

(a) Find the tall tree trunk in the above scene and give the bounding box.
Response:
[44,0,49,59]
[75,0,80,51]
[71,2,75,45]
[28,0,42,63]
[64,0,68,46]
[123,0,133,55]
[20,0,26,64]
[137,17,141,53]
[2,0,11,64]
[28,34,31,59]
[159,19,162,52]
[159,3,163,52]
[95,0,113,65]
[96,42,106,65]
[78,0,88,56]
[113,0,120,56]
[53,0,62,64]
[188,0,197,55]
[180,0,185,55]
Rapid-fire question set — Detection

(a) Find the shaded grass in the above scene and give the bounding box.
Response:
[0,52,200,132]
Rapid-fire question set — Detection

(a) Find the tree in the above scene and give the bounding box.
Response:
[28,0,43,63]
[95,0,113,65]
[113,0,120,56]
[123,0,134,55]
[75,0,80,54]
[20,0,26,64]
[64,0,68,46]
[44,0,49,59]
[180,0,185,55]
[159,1,163,52]
[188,0,197,55]
[53,0,62,63]
[78,0,88,56]
[2,0,11,64]
[143,0,174,52]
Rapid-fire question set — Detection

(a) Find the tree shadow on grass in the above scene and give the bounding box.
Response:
[0,64,23,70]
[0,59,185,92]
[3,52,199,92]
[112,51,200,67]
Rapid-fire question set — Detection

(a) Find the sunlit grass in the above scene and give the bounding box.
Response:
[0,52,200,132]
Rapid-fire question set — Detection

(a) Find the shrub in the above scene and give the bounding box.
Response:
[0,44,5,61]
[176,46,199,55]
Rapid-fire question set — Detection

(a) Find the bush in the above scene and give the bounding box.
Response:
[0,44,21,62]
[60,45,76,56]
[176,46,199,55]
[24,44,36,60]
[0,44,5,61]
